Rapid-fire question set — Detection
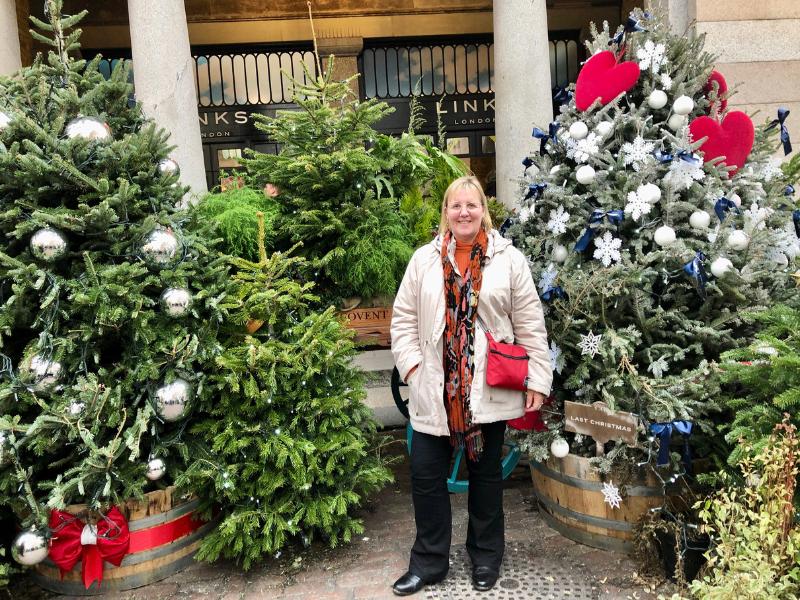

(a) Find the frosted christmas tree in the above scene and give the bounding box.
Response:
[511,9,797,473]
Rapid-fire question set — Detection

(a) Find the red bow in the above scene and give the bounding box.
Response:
[48,506,130,589]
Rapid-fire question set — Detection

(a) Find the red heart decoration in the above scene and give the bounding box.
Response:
[689,111,754,174]
[575,51,641,111]
[703,70,728,113]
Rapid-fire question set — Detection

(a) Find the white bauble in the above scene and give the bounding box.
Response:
[595,121,614,138]
[552,245,568,263]
[12,529,49,566]
[773,252,790,268]
[575,165,596,185]
[568,121,589,140]
[728,193,742,208]
[146,458,167,481]
[68,401,85,416]
[672,95,695,116]
[667,114,687,131]
[726,230,750,251]
[550,438,570,458]
[549,165,561,175]
[647,90,668,110]
[710,257,734,277]
[689,210,712,229]
[654,225,677,247]
[0,111,11,131]
[638,183,662,204]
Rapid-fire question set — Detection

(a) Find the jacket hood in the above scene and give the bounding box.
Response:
[431,229,512,258]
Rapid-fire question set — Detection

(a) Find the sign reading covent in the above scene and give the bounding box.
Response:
[197,93,496,141]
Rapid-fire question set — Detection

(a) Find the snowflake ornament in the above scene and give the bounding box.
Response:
[772,222,800,260]
[549,341,565,374]
[546,205,570,235]
[664,156,706,191]
[648,356,670,378]
[593,231,622,267]
[538,265,558,294]
[519,206,531,223]
[743,201,773,233]
[567,132,600,163]
[621,136,656,172]
[761,161,783,182]
[601,481,623,509]
[624,190,653,220]
[637,40,666,74]
[659,72,673,90]
[578,331,603,358]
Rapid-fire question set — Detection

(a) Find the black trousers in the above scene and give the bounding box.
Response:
[408,421,506,580]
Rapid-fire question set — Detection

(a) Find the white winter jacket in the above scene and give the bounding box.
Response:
[391,229,553,437]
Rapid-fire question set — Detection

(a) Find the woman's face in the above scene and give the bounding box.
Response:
[446,187,485,243]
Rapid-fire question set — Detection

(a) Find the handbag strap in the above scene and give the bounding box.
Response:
[475,314,496,343]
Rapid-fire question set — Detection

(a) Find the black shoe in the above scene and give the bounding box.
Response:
[392,571,444,596]
[472,565,499,592]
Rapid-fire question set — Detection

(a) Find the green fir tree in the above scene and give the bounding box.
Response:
[510,9,798,474]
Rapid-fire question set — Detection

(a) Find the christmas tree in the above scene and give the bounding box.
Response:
[511,9,798,473]
[179,213,393,568]
[244,55,430,303]
[0,0,227,568]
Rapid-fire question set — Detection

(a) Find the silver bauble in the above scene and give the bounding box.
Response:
[30,228,68,262]
[12,529,49,566]
[140,229,180,267]
[160,287,192,317]
[0,110,11,132]
[154,377,192,422]
[157,158,180,178]
[65,116,112,142]
[20,355,62,394]
[146,457,167,481]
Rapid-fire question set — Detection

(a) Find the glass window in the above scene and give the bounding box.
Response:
[217,148,244,168]
[446,137,470,157]
[480,136,495,154]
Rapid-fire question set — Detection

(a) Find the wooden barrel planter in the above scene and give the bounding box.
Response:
[530,454,665,553]
[32,487,218,595]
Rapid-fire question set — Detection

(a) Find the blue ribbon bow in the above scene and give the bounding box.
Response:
[525,182,548,201]
[532,121,560,156]
[542,286,567,302]
[609,14,647,46]
[650,420,693,470]
[714,197,741,222]
[683,251,708,296]
[653,150,674,164]
[784,184,795,197]
[677,150,701,166]
[552,86,572,107]
[793,210,800,238]
[498,216,516,237]
[574,209,625,252]
[766,108,792,156]
[522,157,534,169]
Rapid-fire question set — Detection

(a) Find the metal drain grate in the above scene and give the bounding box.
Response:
[426,542,597,600]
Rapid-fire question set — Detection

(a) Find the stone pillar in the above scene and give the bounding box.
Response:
[128,1,207,197]
[647,0,691,35]
[493,0,552,208]
[1,0,22,75]
[316,37,364,98]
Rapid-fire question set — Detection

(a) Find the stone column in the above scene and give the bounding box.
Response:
[128,1,207,197]
[1,0,22,75]
[493,0,552,208]
[316,37,364,98]
[647,0,691,35]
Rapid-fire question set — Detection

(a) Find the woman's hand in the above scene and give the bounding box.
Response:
[525,390,546,412]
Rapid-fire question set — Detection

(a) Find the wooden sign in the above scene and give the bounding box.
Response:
[564,401,638,445]
[339,306,393,348]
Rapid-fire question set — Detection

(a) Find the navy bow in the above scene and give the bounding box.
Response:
[498,216,516,237]
[552,86,572,107]
[522,157,534,169]
[609,14,647,46]
[532,121,560,156]
[650,420,693,470]
[793,210,800,238]
[653,150,674,163]
[542,286,567,302]
[766,108,792,156]
[677,150,701,166]
[714,197,741,222]
[574,209,625,252]
[784,184,795,197]
[525,182,548,201]
[683,251,708,297]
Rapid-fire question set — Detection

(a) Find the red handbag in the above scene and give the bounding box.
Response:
[478,317,529,391]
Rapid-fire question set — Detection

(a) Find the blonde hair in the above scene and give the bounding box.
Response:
[438,175,494,236]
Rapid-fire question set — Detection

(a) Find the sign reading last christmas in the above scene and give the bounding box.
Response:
[564,401,638,445]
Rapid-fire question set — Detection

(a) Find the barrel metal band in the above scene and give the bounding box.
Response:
[533,488,634,531]
[538,507,633,553]
[530,459,664,497]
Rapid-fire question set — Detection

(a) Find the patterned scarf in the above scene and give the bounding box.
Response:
[441,228,489,461]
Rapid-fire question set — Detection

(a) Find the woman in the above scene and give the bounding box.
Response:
[390,176,553,595]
